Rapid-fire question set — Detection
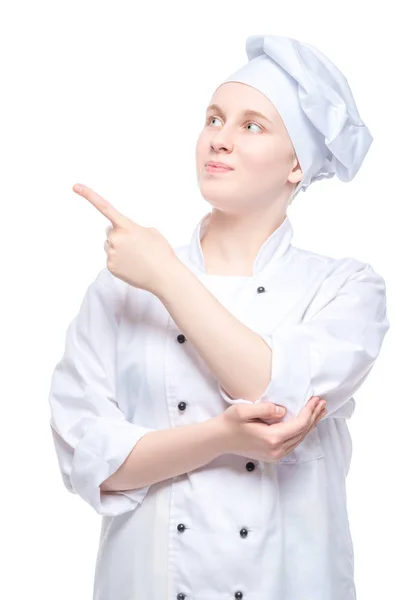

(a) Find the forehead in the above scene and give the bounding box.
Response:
[209,81,280,122]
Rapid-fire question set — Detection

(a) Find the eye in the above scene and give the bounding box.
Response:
[206,116,263,132]
[245,122,262,132]
[206,116,222,126]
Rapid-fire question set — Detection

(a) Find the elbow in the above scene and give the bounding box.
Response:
[248,384,271,403]
[246,371,272,403]
[220,377,271,404]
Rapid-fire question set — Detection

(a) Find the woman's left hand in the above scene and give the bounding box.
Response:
[72,183,180,295]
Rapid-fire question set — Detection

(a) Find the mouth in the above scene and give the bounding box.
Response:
[205,162,234,174]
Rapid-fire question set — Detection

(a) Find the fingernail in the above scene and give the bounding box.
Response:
[276,406,285,415]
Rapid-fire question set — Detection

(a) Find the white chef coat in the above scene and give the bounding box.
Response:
[48,212,390,600]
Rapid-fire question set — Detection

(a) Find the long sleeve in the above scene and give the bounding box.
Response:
[219,263,390,420]
[47,268,156,517]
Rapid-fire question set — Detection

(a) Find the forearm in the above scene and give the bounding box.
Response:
[156,261,272,402]
[100,416,229,491]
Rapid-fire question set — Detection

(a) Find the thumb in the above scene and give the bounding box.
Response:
[244,401,286,420]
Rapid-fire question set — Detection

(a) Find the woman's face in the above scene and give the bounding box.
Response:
[195,82,303,213]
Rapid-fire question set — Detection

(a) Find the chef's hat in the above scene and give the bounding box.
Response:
[220,34,373,202]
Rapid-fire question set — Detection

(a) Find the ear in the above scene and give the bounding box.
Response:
[288,156,303,184]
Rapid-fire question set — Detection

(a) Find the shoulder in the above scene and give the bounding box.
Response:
[86,268,130,316]
[283,246,388,320]
[288,244,384,283]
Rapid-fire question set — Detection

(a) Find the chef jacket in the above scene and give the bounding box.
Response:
[48,211,390,600]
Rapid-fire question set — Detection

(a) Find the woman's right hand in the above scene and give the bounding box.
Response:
[218,396,327,464]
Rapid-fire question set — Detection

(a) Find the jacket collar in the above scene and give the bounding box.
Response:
[188,212,293,276]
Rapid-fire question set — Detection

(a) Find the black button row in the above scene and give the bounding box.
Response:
[177,523,250,538]
[175,314,258,599]
[176,593,244,599]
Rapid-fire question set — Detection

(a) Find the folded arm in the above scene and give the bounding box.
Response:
[219,263,390,420]
[48,268,156,516]
[157,260,389,419]
[157,261,273,402]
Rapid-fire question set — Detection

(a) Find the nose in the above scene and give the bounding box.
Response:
[210,129,233,153]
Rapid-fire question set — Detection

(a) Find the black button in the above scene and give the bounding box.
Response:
[177,523,186,533]
[177,334,186,343]
[240,528,248,538]
[245,461,255,471]
[235,592,243,599]
[257,286,266,294]
[178,402,187,411]
[177,594,186,600]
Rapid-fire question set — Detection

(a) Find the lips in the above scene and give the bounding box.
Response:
[206,161,233,170]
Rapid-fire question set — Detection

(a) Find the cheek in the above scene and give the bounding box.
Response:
[243,149,273,175]
[195,137,205,167]
[196,135,213,175]
[195,132,208,155]
[244,141,289,175]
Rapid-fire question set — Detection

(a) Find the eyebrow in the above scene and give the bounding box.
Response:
[205,103,273,125]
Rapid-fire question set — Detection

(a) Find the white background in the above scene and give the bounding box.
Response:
[0,1,397,598]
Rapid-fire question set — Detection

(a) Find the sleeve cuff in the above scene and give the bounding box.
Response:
[70,419,155,517]
[218,328,315,419]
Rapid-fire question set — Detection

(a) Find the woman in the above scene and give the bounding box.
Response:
[48,34,390,599]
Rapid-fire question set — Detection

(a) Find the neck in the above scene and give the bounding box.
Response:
[200,207,287,276]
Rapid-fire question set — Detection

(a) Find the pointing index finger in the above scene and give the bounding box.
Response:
[72,183,127,227]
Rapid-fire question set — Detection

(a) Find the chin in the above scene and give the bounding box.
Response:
[198,188,238,209]
[198,183,227,198]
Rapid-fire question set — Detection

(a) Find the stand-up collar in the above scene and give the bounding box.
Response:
[187,212,294,276]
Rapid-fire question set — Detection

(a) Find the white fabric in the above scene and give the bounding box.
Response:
[48,212,389,599]
[221,34,373,201]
